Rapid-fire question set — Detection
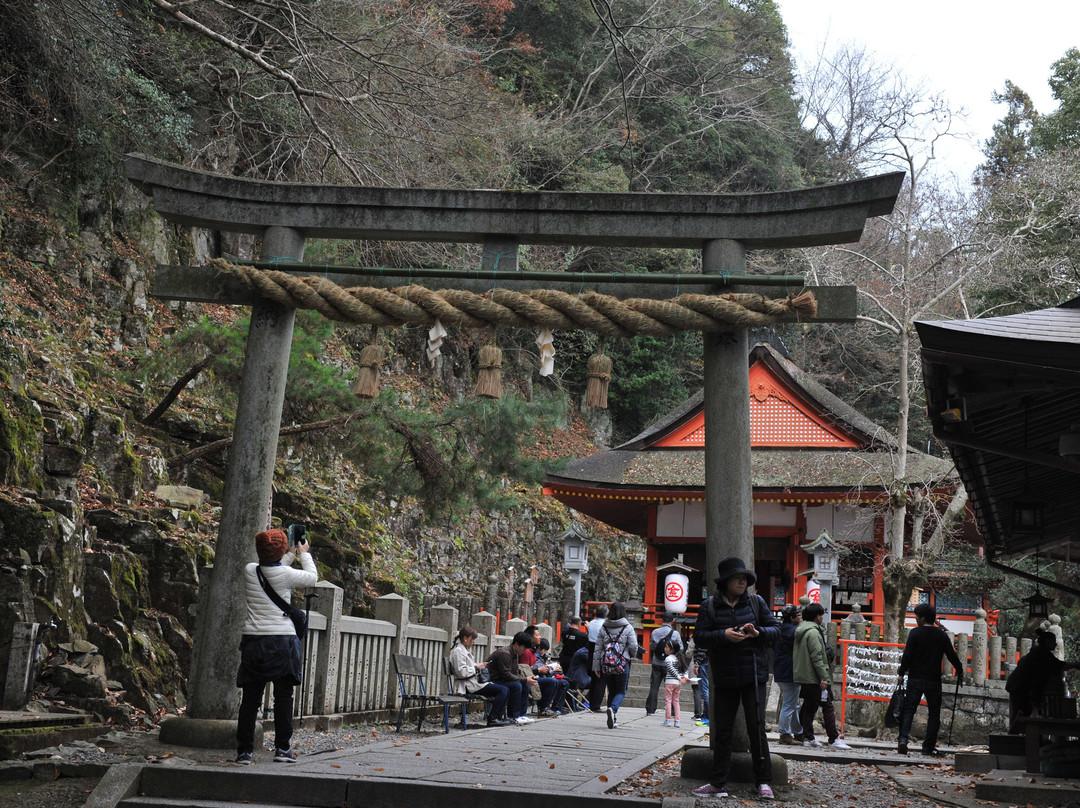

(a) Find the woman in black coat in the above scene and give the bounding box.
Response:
[691,557,779,800]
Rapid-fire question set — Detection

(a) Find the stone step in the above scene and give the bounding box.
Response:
[121,766,653,808]
[0,711,105,760]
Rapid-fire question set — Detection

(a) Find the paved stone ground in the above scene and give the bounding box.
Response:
[4,707,1079,807]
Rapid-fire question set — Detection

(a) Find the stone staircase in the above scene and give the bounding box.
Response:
[0,709,105,759]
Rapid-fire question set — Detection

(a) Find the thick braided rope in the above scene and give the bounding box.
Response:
[209,259,817,335]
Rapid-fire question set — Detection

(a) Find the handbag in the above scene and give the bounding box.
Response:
[885,685,905,728]
[477,666,491,684]
[255,566,308,640]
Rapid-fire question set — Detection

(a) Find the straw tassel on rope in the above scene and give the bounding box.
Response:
[353,330,386,399]
[475,343,504,400]
[585,346,612,409]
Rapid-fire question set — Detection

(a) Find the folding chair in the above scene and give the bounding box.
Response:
[393,653,471,733]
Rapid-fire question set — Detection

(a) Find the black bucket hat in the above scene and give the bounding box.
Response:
[715,556,757,587]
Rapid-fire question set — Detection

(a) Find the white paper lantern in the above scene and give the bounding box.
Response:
[664,573,689,613]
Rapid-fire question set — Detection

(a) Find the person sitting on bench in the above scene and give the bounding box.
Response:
[1007,630,1080,730]
[449,626,512,727]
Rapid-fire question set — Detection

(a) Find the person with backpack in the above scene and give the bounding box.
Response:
[646,611,684,716]
[590,601,639,729]
[774,604,803,744]
[691,557,779,800]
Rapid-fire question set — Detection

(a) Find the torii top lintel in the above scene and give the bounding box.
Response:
[124,154,903,251]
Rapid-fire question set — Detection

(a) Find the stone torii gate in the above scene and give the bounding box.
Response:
[124,154,903,721]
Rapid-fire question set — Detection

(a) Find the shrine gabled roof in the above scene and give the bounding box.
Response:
[547,343,955,493]
[618,343,894,452]
[546,446,952,492]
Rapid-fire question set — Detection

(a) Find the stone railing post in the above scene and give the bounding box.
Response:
[1048,614,1064,661]
[429,603,459,658]
[971,610,988,685]
[1005,636,1018,670]
[308,581,344,716]
[473,611,497,649]
[505,617,526,638]
[989,634,1003,682]
[375,593,410,708]
[538,623,554,647]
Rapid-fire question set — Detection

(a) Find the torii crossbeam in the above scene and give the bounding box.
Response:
[124,154,903,719]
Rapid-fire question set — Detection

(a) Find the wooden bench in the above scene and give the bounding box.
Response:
[393,654,471,734]
[1016,716,1080,773]
[443,657,493,723]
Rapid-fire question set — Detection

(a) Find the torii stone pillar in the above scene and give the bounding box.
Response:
[702,239,753,593]
[186,226,304,720]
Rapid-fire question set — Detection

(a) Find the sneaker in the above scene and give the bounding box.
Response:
[662,719,672,727]
[692,784,728,797]
[897,741,909,755]
[922,748,946,757]
[759,784,775,800]
[778,733,796,745]
[514,716,535,724]
[674,721,681,728]
[539,708,561,717]
[803,738,822,748]
[487,717,512,727]
[606,707,616,729]
[696,717,709,726]
[235,752,253,766]
[829,739,852,750]
[692,714,703,721]
[273,748,298,763]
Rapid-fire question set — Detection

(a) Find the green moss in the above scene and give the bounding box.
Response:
[0,392,43,491]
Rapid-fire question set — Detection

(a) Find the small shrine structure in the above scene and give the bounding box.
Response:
[545,343,959,631]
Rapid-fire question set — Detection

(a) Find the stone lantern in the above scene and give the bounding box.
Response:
[800,529,842,623]
[561,521,593,618]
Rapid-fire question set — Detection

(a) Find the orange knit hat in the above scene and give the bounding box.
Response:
[255,529,288,563]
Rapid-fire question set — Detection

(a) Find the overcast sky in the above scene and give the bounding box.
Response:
[775,0,1080,184]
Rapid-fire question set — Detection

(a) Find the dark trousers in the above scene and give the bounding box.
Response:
[646,665,666,714]
[494,679,529,719]
[709,682,772,788]
[602,669,630,712]
[588,674,607,710]
[475,681,509,720]
[798,683,838,743]
[237,677,294,755]
[898,677,943,752]
[537,676,568,711]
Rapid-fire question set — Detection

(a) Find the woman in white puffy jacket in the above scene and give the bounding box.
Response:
[235,528,317,765]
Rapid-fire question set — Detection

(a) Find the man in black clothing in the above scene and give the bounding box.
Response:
[558,616,590,673]
[896,603,964,756]
[645,612,683,716]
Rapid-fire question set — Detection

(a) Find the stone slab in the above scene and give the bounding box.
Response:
[157,717,260,750]
[974,768,1080,805]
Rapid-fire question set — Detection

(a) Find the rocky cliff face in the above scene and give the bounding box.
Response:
[0,185,642,723]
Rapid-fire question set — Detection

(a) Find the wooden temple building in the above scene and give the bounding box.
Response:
[544,343,962,626]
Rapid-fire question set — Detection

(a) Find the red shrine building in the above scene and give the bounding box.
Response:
[544,343,963,625]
